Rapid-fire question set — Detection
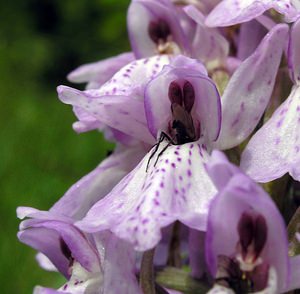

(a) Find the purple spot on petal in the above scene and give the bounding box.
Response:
[187,170,192,177]
[177,157,182,162]
[160,182,164,188]
[142,219,149,224]
[171,163,176,168]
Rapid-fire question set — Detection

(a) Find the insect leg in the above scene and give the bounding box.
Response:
[146,132,169,172]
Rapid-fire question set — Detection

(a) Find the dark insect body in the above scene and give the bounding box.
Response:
[146,80,197,171]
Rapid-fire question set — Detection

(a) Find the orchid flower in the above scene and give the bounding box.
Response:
[205,150,300,293]
[56,24,287,253]
[17,208,141,294]
[75,57,220,251]
[206,0,300,27]
[127,0,229,63]
[240,18,300,182]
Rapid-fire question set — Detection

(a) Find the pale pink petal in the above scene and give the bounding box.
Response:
[214,24,288,150]
[241,86,300,182]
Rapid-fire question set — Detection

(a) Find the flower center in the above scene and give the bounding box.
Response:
[167,80,198,144]
[214,212,269,293]
[148,19,180,55]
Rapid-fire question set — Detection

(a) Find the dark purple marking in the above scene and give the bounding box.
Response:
[177,157,182,162]
[142,218,149,224]
[148,19,171,44]
[160,182,164,188]
[183,81,195,113]
[153,199,160,206]
[169,81,183,105]
[171,163,176,168]
[187,170,192,177]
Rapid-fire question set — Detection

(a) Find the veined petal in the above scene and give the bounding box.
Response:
[183,5,229,62]
[77,141,216,251]
[205,0,300,27]
[58,55,171,144]
[205,153,290,292]
[50,145,146,220]
[18,228,70,278]
[18,214,101,275]
[127,0,191,58]
[67,52,135,89]
[237,19,267,61]
[241,86,300,182]
[100,234,142,294]
[214,24,288,150]
[58,87,153,144]
[145,55,221,142]
[288,17,300,85]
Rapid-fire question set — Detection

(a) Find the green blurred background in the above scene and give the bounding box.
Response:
[0,1,129,292]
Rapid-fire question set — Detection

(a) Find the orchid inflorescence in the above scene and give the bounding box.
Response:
[17,1,300,293]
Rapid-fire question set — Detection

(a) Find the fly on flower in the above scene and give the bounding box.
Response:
[147,80,198,169]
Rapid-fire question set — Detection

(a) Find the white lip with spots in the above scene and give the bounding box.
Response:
[76,140,217,251]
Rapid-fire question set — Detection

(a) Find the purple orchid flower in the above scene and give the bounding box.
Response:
[17,208,142,294]
[57,24,287,253]
[205,150,300,293]
[240,18,300,182]
[127,0,229,62]
[74,56,220,251]
[205,0,300,27]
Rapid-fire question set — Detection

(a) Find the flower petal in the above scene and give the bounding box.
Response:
[67,52,135,89]
[237,19,267,61]
[36,253,58,272]
[50,145,146,220]
[18,228,70,278]
[205,150,240,190]
[183,5,229,62]
[214,24,288,150]
[58,55,171,144]
[77,141,216,251]
[18,213,101,275]
[205,154,289,291]
[241,85,300,182]
[99,234,142,294]
[145,55,221,142]
[288,17,300,85]
[205,0,300,27]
